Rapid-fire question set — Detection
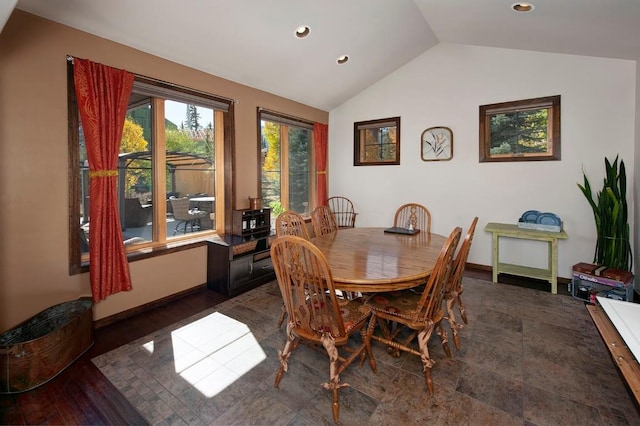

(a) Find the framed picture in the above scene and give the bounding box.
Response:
[421,126,453,161]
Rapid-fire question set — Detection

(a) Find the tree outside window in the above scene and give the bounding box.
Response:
[479,95,560,162]
[259,110,314,215]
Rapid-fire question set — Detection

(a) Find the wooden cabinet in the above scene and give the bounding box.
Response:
[206,234,275,297]
[207,209,275,297]
[232,208,270,238]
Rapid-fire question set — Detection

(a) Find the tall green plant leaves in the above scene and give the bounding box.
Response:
[578,156,632,271]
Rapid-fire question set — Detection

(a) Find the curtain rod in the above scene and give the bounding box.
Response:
[66,54,237,104]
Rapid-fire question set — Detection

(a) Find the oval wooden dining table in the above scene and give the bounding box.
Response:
[310,227,447,293]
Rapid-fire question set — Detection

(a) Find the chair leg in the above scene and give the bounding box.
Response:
[457,286,468,324]
[364,315,379,373]
[274,331,297,388]
[374,316,401,358]
[446,295,462,351]
[417,325,436,395]
[173,220,184,235]
[277,305,287,328]
[320,334,343,425]
[436,323,451,358]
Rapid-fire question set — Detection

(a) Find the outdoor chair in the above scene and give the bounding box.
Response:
[271,235,376,424]
[170,197,207,235]
[124,197,152,228]
[444,217,479,350]
[311,205,339,237]
[393,202,431,234]
[364,226,461,395]
[327,196,357,228]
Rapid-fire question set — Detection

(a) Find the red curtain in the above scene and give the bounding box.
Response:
[73,58,135,302]
[314,123,328,206]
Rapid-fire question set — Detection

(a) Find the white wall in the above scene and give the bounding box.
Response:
[329,43,636,280]
[634,64,640,280]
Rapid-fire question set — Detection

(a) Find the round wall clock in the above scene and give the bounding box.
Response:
[421,126,453,161]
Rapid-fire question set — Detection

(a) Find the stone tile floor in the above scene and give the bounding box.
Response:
[92,278,640,425]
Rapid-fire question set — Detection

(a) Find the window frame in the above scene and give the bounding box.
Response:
[257,108,316,216]
[353,117,401,166]
[68,62,235,274]
[479,95,561,163]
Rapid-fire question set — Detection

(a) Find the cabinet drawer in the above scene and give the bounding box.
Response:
[229,251,274,289]
[251,252,274,279]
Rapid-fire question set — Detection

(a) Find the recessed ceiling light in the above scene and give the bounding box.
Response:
[511,2,534,12]
[337,55,349,65]
[294,25,310,39]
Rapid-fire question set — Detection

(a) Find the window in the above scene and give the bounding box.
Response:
[69,66,233,272]
[258,109,315,215]
[354,117,400,166]
[479,95,560,162]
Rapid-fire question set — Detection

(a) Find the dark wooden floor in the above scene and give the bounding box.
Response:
[0,289,229,425]
[0,270,565,425]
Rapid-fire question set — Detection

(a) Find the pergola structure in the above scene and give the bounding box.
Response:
[80,151,213,230]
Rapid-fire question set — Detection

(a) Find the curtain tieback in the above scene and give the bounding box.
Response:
[317,170,327,175]
[89,170,118,178]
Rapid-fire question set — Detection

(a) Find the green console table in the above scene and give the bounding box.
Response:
[485,222,568,294]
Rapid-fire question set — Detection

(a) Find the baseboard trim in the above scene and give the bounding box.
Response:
[93,283,210,329]
[466,262,571,284]
[466,262,491,272]
[94,262,575,329]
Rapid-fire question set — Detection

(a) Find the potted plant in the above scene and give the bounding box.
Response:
[578,155,632,271]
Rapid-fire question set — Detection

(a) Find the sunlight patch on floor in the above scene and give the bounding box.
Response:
[140,311,266,398]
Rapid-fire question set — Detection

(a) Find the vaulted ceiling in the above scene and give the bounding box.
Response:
[6,0,640,110]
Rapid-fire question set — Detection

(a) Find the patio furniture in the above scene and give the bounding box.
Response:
[170,197,207,235]
[124,198,152,228]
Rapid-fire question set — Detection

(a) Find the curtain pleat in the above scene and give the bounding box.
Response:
[314,123,328,206]
[73,58,135,302]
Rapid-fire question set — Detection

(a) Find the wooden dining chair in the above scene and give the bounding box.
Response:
[271,235,376,424]
[393,203,431,234]
[364,226,461,395]
[327,196,357,228]
[311,205,339,237]
[444,216,479,350]
[275,210,310,240]
[275,210,310,328]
